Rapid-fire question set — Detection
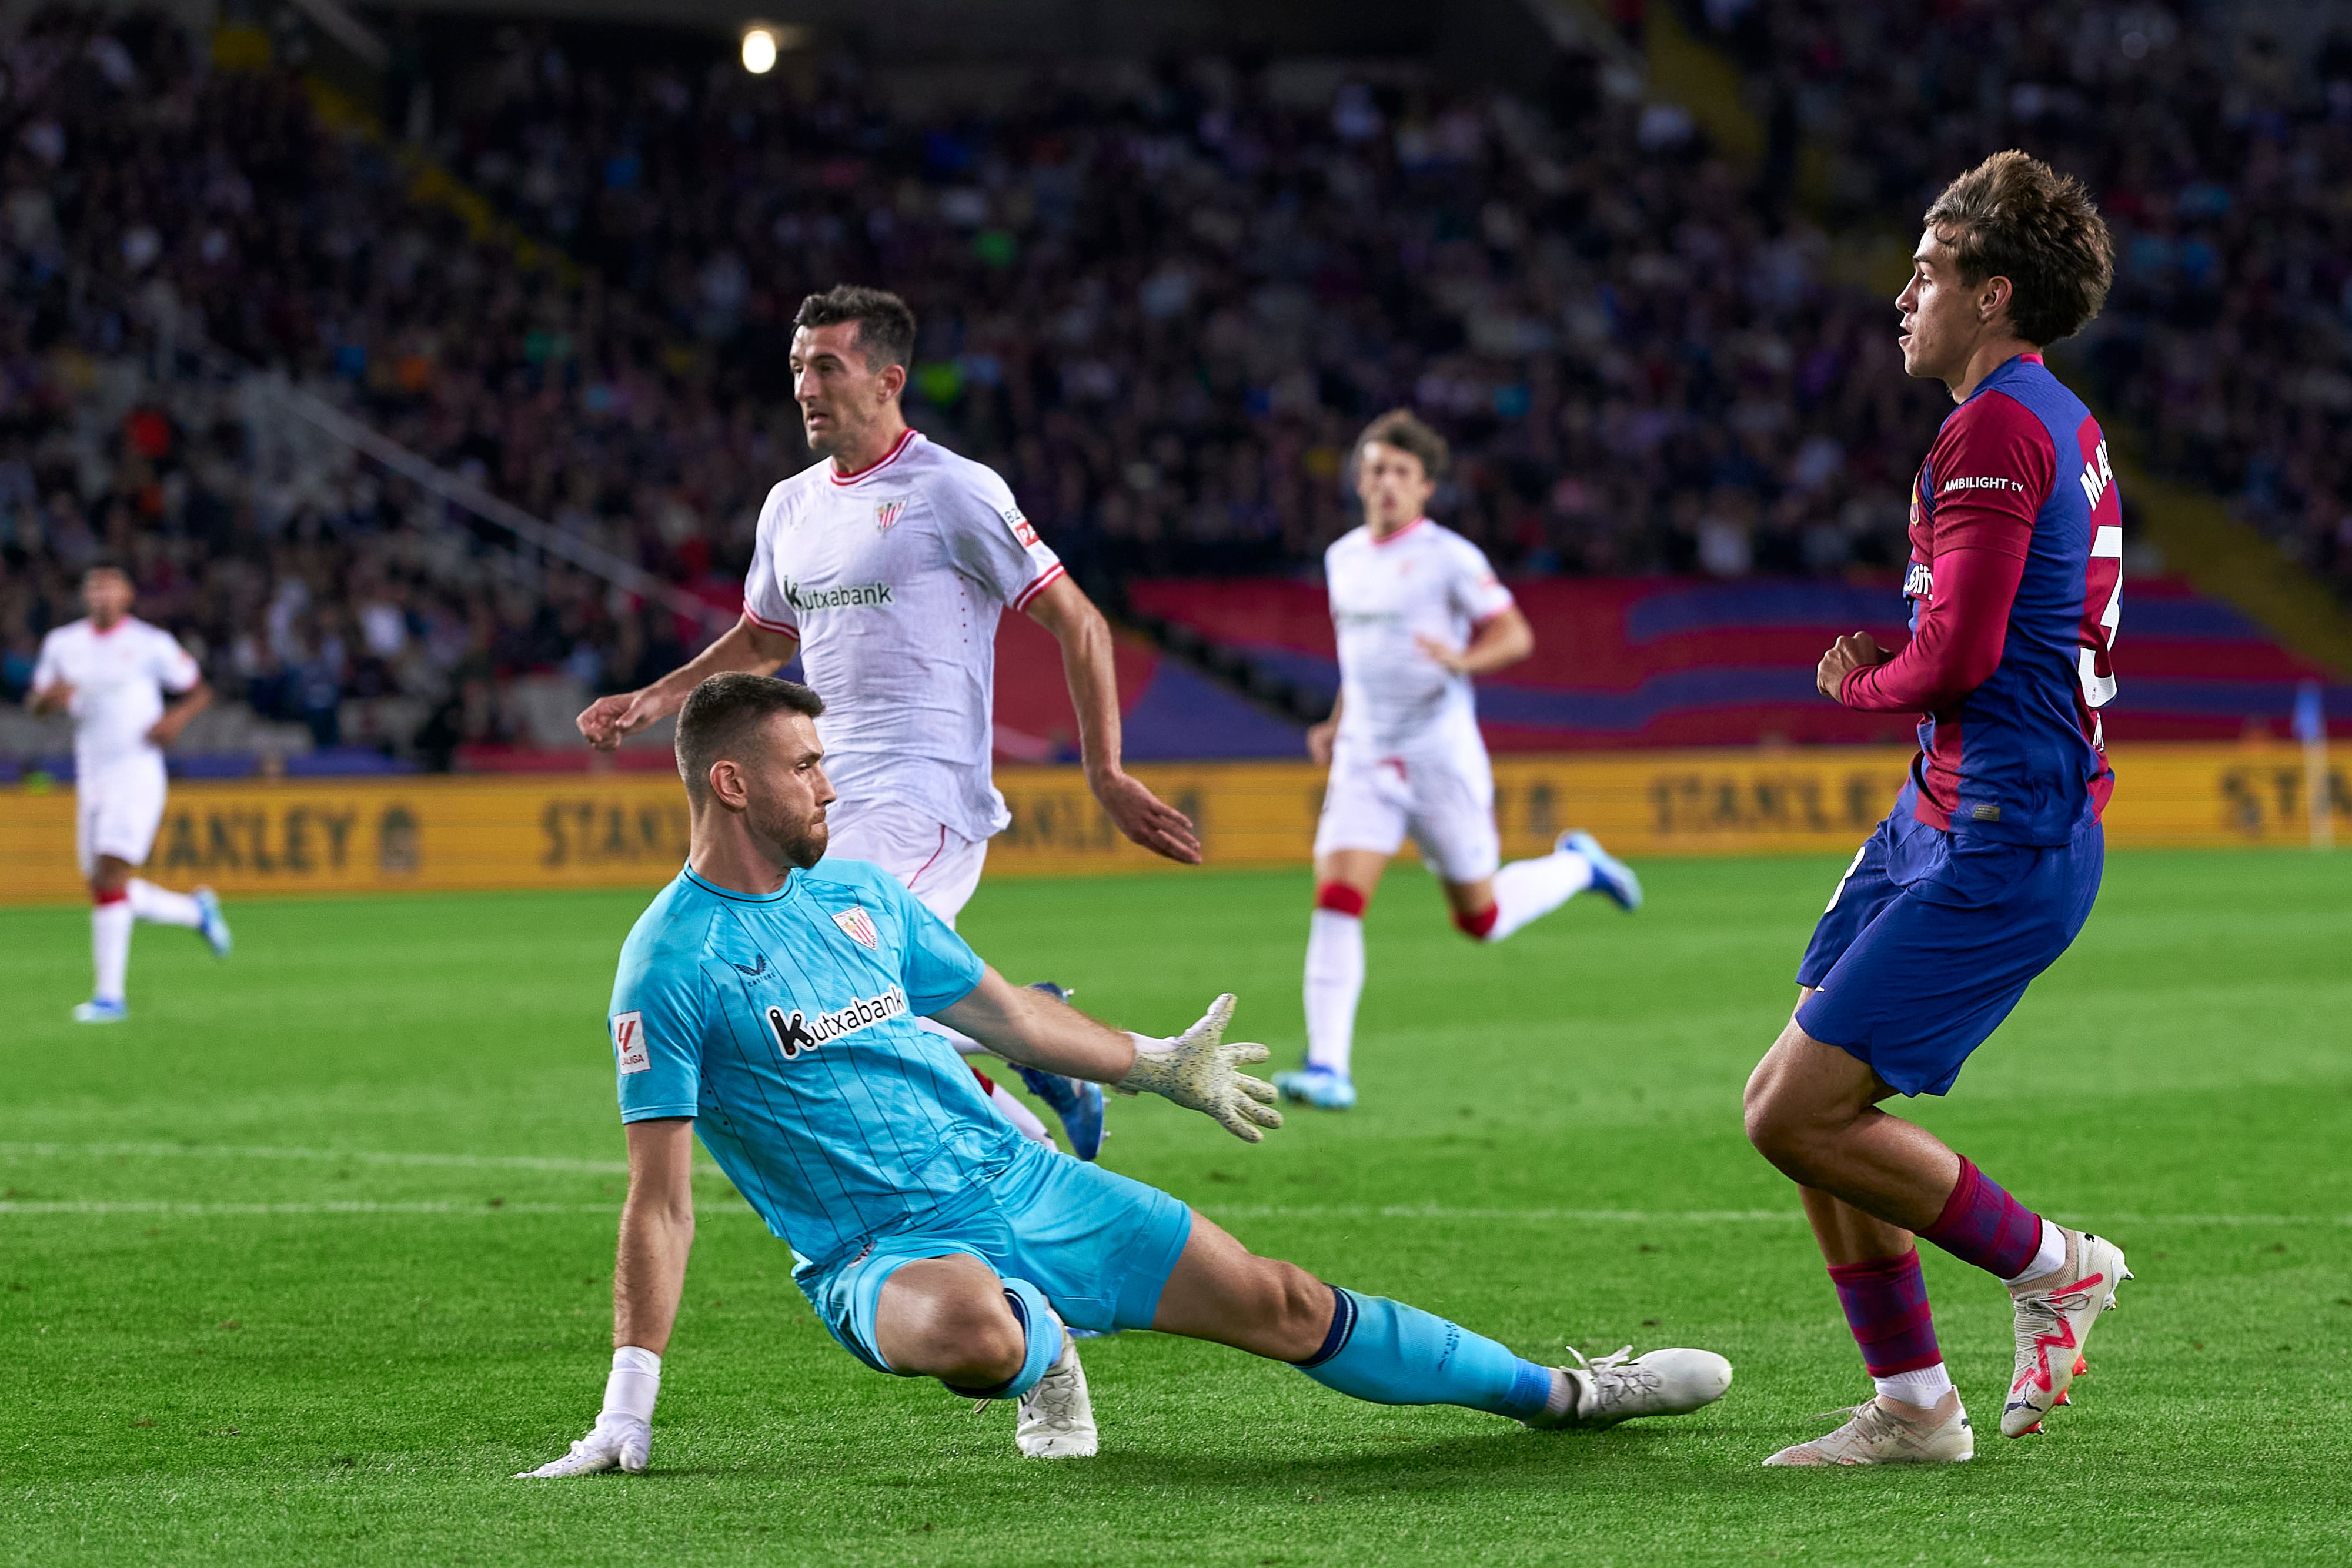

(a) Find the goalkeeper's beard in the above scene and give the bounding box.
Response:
[751,797,830,872]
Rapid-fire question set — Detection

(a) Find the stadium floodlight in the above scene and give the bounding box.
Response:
[740,25,779,75]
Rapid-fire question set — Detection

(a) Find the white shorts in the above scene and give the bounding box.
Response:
[826,799,989,927]
[76,757,169,877]
[1312,742,1501,885]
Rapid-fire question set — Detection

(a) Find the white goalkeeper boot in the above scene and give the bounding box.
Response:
[2002,1227,2129,1437]
[1526,1345,1733,1430]
[1015,1321,1098,1458]
[1762,1390,1975,1466]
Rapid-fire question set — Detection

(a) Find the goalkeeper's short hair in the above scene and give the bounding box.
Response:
[675,674,824,801]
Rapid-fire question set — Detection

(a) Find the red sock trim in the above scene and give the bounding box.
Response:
[1452,903,1499,940]
[1313,882,1367,918]
[92,888,129,906]
[1825,1249,1923,1286]
[1929,1158,1981,1236]
[970,1066,995,1097]
[1865,1349,1949,1376]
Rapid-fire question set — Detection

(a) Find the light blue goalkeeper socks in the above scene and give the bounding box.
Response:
[940,1275,1060,1401]
[1290,1286,1555,1421]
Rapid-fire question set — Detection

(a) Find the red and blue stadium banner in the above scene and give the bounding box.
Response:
[1126,576,2352,755]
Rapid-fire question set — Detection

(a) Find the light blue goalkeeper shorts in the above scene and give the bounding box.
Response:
[799,1139,1194,1376]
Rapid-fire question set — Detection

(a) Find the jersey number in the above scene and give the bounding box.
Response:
[2077,523,2123,717]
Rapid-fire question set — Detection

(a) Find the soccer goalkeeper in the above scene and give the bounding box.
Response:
[518,674,1731,1474]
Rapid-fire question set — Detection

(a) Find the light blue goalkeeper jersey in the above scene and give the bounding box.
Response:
[608,858,1018,1269]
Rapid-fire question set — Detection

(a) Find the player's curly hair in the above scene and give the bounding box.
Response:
[793,285,917,370]
[1923,151,2114,347]
[1352,408,1449,482]
[676,674,826,801]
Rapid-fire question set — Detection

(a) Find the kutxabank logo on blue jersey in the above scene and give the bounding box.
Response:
[765,984,908,1059]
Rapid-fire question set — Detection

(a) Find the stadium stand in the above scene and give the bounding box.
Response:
[2,4,2346,775]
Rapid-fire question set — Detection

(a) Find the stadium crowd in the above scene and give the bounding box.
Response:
[1708,0,2352,584]
[2,3,2347,766]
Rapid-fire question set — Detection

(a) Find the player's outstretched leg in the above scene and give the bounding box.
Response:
[1153,1212,1731,1431]
[1448,829,1638,945]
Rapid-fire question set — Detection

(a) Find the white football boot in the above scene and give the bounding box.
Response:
[1015,1320,1098,1458]
[1762,1390,1975,1466]
[2002,1227,2130,1437]
[1526,1345,1733,1430]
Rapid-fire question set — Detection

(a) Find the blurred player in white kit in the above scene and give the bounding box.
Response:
[1273,411,1643,1111]
[577,285,1200,1161]
[28,560,232,1022]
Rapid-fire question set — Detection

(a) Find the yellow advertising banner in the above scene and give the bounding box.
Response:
[0,744,2339,905]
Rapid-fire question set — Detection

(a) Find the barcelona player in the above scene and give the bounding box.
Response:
[1742,152,2130,1465]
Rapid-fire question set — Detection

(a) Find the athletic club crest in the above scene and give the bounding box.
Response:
[833,906,881,950]
[874,498,907,533]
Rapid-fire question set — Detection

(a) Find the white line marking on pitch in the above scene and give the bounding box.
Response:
[0,1201,619,1216]
[0,1196,2341,1227]
[1208,1204,2352,1229]
[0,1141,629,1175]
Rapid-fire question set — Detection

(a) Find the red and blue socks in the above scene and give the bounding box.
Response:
[1828,1249,1953,1408]
[1922,1156,2063,1285]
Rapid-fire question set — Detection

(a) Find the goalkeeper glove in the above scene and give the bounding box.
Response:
[513,1346,660,1478]
[1117,993,1284,1144]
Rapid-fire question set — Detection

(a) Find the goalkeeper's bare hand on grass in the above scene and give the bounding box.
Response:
[1118,993,1284,1144]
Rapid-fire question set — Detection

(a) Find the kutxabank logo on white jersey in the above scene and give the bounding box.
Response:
[765,984,908,1060]
[783,579,894,611]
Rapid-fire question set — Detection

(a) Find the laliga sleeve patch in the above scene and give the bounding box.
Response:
[612,1011,650,1074]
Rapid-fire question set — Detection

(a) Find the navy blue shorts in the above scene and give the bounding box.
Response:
[1794,810,2104,1096]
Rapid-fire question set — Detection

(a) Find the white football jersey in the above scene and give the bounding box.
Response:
[31,617,201,777]
[1325,517,1515,755]
[743,429,1064,841]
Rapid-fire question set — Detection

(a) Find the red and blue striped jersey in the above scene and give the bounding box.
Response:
[1841,352,2120,844]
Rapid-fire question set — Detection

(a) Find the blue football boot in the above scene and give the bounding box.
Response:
[1272,1063,1357,1111]
[72,998,129,1024]
[1562,830,1642,912]
[1013,982,1107,1161]
[195,887,233,958]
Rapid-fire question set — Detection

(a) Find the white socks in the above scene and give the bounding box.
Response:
[988,1081,1054,1146]
[2002,1219,2069,1287]
[1303,908,1365,1074]
[603,1345,662,1421]
[92,899,133,1004]
[128,879,203,927]
[1484,848,1594,942]
[1875,1362,1955,1409]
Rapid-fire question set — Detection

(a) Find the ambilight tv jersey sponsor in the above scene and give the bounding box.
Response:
[764,984,909,1059]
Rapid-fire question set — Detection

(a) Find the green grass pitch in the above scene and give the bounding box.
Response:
[4,850,2348,1565]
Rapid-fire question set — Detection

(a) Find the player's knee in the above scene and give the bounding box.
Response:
[1258,1261,1335,1362]
[918,1295,1026,1385]
[878,1270,1025,1383]
[1449,902,1498,941]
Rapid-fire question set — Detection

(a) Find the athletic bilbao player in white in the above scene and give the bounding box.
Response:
[579,287,1197,1174]
[1272,412,1641,1111]
[29,560,232,1022]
